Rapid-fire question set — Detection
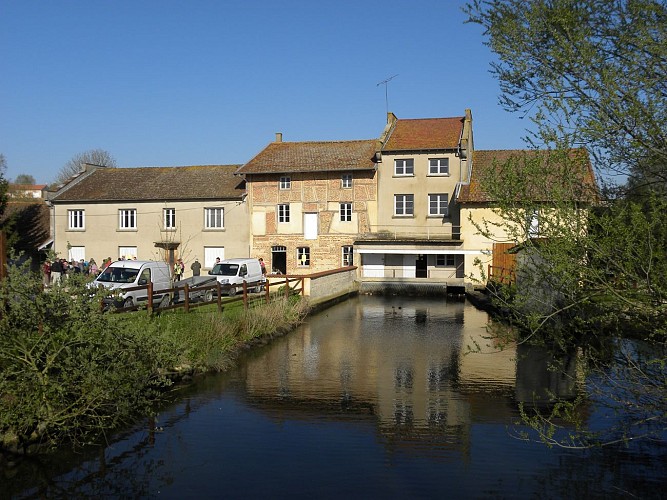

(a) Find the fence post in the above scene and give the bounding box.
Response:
[147,282,153,314]
[184,283,190,313]
[216,282,222,312]
[242,281,248,310]
[284,276,290,298]
[265,279,270,303]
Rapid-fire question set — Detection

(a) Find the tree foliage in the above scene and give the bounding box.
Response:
[0,262,173,452]
[465,0,667,192]
[465,0,667,447]
[13,174,36,185]
[54,149,117,185]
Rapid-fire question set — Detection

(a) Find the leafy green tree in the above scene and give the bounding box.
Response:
[465,0,667,446]
[465,0,667,192]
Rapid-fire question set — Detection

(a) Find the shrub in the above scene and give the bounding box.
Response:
[0,262,171,452]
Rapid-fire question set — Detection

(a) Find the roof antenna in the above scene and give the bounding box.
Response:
[377,74,398,115]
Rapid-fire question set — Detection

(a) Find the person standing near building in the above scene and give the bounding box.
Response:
[50,258,63,286]
[43,260,51,288]
[190,258,201,277]
[174,260,184,282]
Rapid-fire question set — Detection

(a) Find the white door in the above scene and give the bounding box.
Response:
[304,213,318,240]
[205,247,225,269]
[362,254,385,278]
[68,246,85,262]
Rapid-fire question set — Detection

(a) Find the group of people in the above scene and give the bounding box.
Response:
[42,256,115,287]
[43,255,267,287]
[173,257,204,281]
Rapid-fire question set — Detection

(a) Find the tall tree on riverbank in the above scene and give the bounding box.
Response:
[465,0,667,192]
[464,0,667,446]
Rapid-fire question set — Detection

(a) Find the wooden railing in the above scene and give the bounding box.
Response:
[109,276,305,314]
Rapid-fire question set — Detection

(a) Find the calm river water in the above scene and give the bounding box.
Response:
[6,295,666,499]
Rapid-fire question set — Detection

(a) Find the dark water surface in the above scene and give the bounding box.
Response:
[6,295,666,499]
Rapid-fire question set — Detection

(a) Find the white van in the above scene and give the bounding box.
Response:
[208,258,265,295]
[93,260,172,308]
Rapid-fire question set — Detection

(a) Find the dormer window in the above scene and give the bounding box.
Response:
[394,159,414,176]
[279,176,291,190]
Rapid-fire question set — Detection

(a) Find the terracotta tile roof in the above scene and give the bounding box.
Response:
[382,117,464,151]
[236,140,377,174]
[458,149,599,204]
[50,165,244,202]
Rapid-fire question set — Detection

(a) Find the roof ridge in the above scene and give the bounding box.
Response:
[272,138,376,145]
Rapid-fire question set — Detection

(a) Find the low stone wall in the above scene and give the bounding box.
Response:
[304,267,359,306]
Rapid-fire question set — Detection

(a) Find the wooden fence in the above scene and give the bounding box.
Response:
[112,275,305,314]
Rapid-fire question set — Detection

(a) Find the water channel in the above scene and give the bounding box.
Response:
[6,295,666,498]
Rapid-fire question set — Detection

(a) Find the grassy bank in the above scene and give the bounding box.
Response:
[146,295,311,373]
[0,264,310,455]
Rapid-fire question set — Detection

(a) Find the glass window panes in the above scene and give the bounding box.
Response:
[278,204,290,223]
[428,194,449,216]
[429,158,449,175]
[394,194,414,216]
[340,203,352,222]
[205,208,224,229]
[341,174,353,188]
[280,176,291,189]
[394,159,414,176]
[119,209,136,229]
[164,208,176,229]
[297,247,310,266]
[342,246,353,266]
[68,209,85,229]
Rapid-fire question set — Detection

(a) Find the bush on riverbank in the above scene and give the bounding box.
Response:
[0,262,310,454]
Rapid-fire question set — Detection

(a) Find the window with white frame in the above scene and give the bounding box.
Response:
[280,176,291,190]
[428,193,449,217]
[164,208,176,230]
[297,247,310,266]
[68,209,85,230]
[436,254,456,267]
[341,174,353,188]
[278,204,290,223]
[394,159,414,176]
[429,158,450,175]
[340,202,352,222]
[205,207,224,229]
[342,246,353,266]
[119,209,137,229]
[394,194,414,216]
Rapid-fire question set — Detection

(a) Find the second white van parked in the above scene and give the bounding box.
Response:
[93,260,172,308]
[208,258,265,295]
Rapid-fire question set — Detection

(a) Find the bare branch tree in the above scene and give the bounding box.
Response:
[54,149,117,185]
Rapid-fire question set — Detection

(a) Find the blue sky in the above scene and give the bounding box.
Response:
[1,0,531,184]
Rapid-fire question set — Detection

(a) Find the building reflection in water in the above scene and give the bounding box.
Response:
[239,295,576,456]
